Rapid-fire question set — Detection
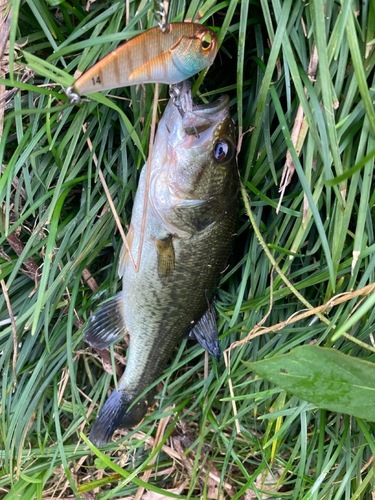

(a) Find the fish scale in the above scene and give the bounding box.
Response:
[84,80,237,447]
[121,196,236,393]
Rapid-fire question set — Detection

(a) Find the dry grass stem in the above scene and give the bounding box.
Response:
[81,268,99,293]
[1,164,26,199]
[229,282,375,350]
[134,405,174,500]
[118,430,183,461]
[57,367,70,406]
[136,82,159,272]
[96,348,124,378]
[223,350,240,434]
[361,455,374,473]
[277,43,319,212]
[83,84,159,274]
[204,350,209,379]
[82,124,138,272]
[0,0,11,137]
[0,4,11,59]
[0,266,17,387]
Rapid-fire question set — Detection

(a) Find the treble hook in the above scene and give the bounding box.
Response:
[153,0,170,33]
[169,84,185,118]
[65,85,93,106]
[169,84,200,138]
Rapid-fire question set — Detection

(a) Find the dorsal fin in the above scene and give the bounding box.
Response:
[190,303,221,362]
[84,294,126,350]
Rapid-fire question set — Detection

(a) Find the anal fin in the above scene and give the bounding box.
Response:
[84,293,126,350]
[190,303,221,362]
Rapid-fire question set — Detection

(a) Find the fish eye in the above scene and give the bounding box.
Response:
[201,33,212,51]
[214,140,231,162]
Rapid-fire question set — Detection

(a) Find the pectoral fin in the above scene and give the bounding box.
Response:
[190,304,221,362]
[84,293,127,350]
[154,235,175,285]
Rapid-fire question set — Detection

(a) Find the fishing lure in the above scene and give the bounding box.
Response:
[66,23,217,104]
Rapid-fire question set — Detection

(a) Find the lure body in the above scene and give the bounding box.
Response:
[84,80,237,447]
[71,23,217,98]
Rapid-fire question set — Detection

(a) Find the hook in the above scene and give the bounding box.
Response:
[154,0,170,33]
[65,85,92,105]
[169,83,184,118]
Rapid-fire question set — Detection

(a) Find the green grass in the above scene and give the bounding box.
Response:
[2,0,375,498]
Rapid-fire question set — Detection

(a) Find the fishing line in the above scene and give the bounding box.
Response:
[135,82,160,273]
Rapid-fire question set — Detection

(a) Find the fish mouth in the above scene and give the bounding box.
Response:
[193,94,230,114]
[176,79,229,114]
[175,80,230,136]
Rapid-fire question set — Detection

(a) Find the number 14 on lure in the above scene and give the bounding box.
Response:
[66,23,217,103]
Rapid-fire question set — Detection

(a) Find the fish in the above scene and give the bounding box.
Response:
[84,79,238,447]
[67,23,217,102]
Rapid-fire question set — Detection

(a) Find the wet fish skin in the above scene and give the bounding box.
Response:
[85,80,237,447]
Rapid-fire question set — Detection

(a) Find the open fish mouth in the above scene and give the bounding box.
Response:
[193,94,230,113]
[172,80,230,136]
[175,79,229,114]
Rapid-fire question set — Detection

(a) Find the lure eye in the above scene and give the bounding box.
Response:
[201,33,212,51]
[214,140,230,162]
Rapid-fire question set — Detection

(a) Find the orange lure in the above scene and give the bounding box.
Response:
[66,23,217,102]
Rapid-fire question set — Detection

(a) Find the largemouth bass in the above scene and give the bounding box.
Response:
[67,23,217,102]
[84,80,237,447]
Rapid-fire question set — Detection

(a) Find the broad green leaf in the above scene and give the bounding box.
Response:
[245,345,375,421]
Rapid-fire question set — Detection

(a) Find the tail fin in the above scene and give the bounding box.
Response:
[89,390,149,447]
